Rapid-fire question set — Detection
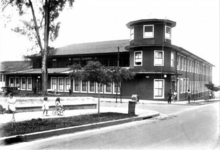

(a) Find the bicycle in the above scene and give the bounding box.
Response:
[52,106,65,116]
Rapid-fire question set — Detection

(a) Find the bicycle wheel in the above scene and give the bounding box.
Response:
[52,110,57,116]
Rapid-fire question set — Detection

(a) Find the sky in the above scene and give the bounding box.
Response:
[0,0,219,85]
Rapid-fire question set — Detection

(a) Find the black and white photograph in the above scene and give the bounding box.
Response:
[0,0,219,149]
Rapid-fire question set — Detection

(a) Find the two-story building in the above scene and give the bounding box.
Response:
[3,19,213,101]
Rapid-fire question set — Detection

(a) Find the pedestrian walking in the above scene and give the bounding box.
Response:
[7,93,17,121]
[167,89,172,104]
[42,97,49,116]
[187,89,191,103]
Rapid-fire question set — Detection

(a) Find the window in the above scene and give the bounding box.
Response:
[15,78,20,87]
[181,57,184,70]
[27,77,32,90]
[154,79,164,98]
[105,82,112,94]
[134,51,142,66]
[89,81,95,93]
[143,25,154,38]
[154,50,164,66]
[65,78,71,91]
[130,28,134,40]
[81,80,87,92]
[177,55,180,70]
[58,78,64,91]
[0,74,2,82]
[9,77,14,87]
[51,78,57,90]
[113,83,120,94]
[171,52,174,67]
[96,83,103,93]
[73,79,80,92]
[21,77,26,90]
[165,26,171,39]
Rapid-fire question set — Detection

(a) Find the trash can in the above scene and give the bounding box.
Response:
[128,94,139,115]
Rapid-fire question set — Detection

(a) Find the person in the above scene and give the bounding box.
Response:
[42,97,49,116]
[54,97,64,115]
[187,89,191,103]
[167,89,172,104]
[173,90,177,101]
[69,88,72,96]
[55,97,62,109]
[7,93,17,121]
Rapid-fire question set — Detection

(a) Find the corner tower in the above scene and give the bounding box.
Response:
[127,19,176,46]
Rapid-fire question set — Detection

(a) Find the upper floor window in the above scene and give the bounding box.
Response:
[154,50,164,66]
[171,52,174,67]
[177,55,180,70]
[143,25,154,38]
[130,28,134,40]
[165,26,171,39]
[134,51,142,66]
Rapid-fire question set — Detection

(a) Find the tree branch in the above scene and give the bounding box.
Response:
[28,0,43,53]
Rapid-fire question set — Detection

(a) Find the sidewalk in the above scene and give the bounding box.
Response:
[1,97,219,124]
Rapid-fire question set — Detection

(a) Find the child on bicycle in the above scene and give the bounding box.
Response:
[55,97,64,112]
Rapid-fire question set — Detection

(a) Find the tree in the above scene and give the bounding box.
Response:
[1,0,74,95]
[69,61,135,114]
[205,82,220,92]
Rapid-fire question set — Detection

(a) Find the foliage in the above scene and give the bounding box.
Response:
[0,113,136,137]
[205,83,220,92]
[2,0,74,95]
[69,61,135,84]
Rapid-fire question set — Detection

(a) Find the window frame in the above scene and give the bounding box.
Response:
[113,82,120,94]
[27,77,32,90]
[15,77,20,88]
[134,51,143,66]
[130,28,134,41]
[154,79,165,99]
[171,52,175,67]
[104,82,112,94]
[154,50,164,66]
[65,77,71,92]
[51,77,57,91]
[81,80,87,93]
[73,79,80,92]
[21,77,26,90]
[143,25,154,38]
[165,26,171,40]
[58,77,64,92]
[96,83,104,94]
[88,81,95,93]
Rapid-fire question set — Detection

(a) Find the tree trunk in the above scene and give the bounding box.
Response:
[42,0,50,96]
[98,83,100,114]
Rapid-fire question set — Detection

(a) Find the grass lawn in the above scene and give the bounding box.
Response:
[0,112,136,137]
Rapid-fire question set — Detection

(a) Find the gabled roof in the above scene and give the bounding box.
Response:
[0,61,32,73]
[29,39,130,57]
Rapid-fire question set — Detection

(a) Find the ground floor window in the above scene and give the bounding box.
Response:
[21,77,26,90]
[51,78,57,90]
[96,83,104,93]
[27,77,32,90]
[9,77,14,87]
[65,78,71,91]
[154,79,164,99]
[58,78,64,91]
[81,80,87,93]
[73,79,80,92]
[15,78,20,87]
[89,81,95,93]
[105,82,112,94]
[113,83,120,94]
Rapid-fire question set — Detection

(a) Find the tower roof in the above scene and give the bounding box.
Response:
[126,19,176,28]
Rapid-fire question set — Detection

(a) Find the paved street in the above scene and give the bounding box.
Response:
[2,101,219,150]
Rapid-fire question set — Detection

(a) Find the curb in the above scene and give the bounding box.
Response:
[0,112,159,145]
